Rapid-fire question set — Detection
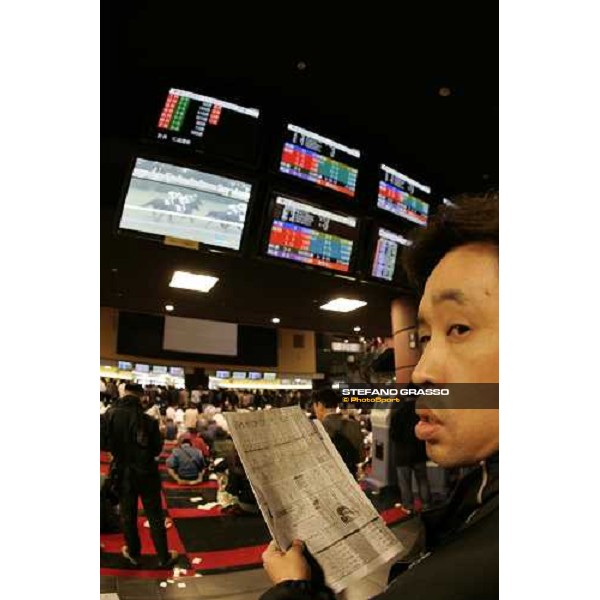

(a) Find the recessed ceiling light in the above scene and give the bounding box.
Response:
[271,317,281,324]
[320,298,367,313]
[344,339,349,343]
[165,304,174,312]
[169,271,219,293]
[353,326,361,332]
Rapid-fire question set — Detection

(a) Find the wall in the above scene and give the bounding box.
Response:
[277,328,317,374]
[101,307,316,374]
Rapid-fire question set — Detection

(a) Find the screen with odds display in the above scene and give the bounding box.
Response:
[119,158,252,251]
[377,164,431,226]
[371,228,413,282]
[155,88,261,164]
[279,124,360,197]
[266,196,358,273]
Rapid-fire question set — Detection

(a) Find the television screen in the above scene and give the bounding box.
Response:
[279,124,360,197]
[266,195,358,273]
[118,361,133,370]
[152,365,168,374]
[232,371,247,379]
[371,228,413,282]
[155,88,260,164]
[248,372,262,380]
[135,363,150,373]
[332,341,362,353]
[169,366,184,377]
[377,164,431,226]
[119,158,252,251]
[216,370,231,379]
[263,372,277,381]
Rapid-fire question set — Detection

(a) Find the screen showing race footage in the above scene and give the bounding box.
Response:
[279,124,360,197]
[155,88,261,164]
[119,158,252,251]
[371,228,413,282]
[377,164,431,226]
[266,195,357,273]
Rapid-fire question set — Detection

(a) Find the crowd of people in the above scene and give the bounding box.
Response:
[100,379,443,566]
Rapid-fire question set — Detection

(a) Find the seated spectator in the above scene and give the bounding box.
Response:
[212,428,235,461]
[166,435,205,484]
[201,419,219,445]
[174,405,185,427]
[213,411,229,433]
[164,418,178,441]
[188,431,211,458]
[222,449,259,515]
[100,473,120,533]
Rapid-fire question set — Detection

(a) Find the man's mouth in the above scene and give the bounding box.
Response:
[415,410,442,441]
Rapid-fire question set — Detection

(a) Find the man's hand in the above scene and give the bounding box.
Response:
[262,540,311,585]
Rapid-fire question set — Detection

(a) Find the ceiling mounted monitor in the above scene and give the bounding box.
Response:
[155,88,260,165]
[371,227,413,282]
[279,124,360,197]
[377,164,431,226]
[265,195,358,274]
[119,158,252,251]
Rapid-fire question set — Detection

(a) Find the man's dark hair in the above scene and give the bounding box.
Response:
[314,388,340,409]
[402,191,499,293]
[124,382,144,395]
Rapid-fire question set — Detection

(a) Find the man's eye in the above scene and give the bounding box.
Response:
[447,324,471,337]
[418,334,431,346]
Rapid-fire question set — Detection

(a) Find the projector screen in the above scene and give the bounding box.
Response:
[163,317,238,356]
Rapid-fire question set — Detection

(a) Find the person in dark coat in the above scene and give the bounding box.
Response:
[100,383,178,568]
[390,398,432,510]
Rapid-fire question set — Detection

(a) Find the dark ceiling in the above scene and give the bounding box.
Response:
[101,3,498,338]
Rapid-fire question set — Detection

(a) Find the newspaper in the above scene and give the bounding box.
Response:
[224,406,404,593]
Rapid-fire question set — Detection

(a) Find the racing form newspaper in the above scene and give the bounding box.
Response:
[224,406,404,592]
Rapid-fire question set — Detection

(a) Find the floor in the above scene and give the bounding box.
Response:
[100,517,422,600]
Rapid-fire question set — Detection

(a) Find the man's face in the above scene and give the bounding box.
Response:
[412,243,499,467]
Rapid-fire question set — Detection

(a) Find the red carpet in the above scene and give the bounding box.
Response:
[101,448,411,578]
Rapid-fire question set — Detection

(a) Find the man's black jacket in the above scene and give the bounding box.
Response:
[260,453,499,600]
[100,394,162,474]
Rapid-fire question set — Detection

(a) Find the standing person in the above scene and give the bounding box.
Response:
[313,388,364,479]
[390,398,432,511]
[184,402,199,432]
[174,404,185,430]
[100,383,178,568]
[165,401,176,422]
[144,394,161,421]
